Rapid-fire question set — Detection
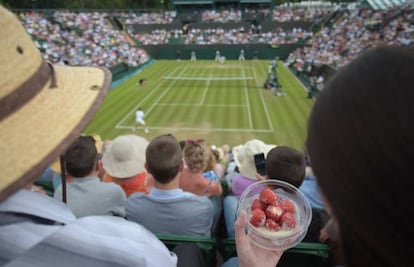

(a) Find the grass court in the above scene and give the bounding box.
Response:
[85,60,314,149]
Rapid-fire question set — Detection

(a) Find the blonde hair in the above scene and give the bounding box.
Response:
[205,148,217,172]
[183,142,208,172]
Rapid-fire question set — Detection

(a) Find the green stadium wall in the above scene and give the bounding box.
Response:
[132,22,313,33]
[110,59,156,89]
[141,43,303,60]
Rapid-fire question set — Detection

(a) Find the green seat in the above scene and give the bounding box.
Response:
[280,242,330,267]
[33,180,54,197]
[219,238,330,267]
[155,233,217,267]
[220,179,230,197]
[217,237,237,261]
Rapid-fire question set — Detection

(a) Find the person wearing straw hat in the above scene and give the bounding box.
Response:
[0,6,195,266]
[102,134,153,196]
[222,139,275,238]
[231,139,275,198]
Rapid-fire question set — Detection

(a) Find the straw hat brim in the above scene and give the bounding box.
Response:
[0,65,110,201]
[233,143,275,180]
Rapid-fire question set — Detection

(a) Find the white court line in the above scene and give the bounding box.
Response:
[253,66,274,131]
[116,125,274,133]
[200,75,211,104]
[117,63,273,132]
[252,66,260,88]
[157,103,247,107]
[162,76,254,81]
[145,66,189,117]
[242,66,253,129]
[115,67,180,128]
[174,66,256,71]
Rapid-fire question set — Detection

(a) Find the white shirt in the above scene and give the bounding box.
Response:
[136,109,145,122]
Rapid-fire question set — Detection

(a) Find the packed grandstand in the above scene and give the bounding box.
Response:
[15,1,413,95]
[2,0,414,266]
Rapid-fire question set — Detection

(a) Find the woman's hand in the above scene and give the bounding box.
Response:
[235,211,284,267]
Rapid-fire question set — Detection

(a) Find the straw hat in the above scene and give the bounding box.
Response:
[102,135,149,179]
[233,139,276,180]
[0,6,111,201]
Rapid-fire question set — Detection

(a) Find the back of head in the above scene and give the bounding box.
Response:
[65,136,98,178]
[265,146,305,187]
[307,46,414,266]
[183,141,208,173]
[146,134,182,184]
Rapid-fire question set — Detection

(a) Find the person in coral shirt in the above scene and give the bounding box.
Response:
[179,140,223,234]
[179,140,222,197]
[102,135,153,196]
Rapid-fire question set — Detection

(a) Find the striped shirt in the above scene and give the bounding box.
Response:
[0,190,177,266]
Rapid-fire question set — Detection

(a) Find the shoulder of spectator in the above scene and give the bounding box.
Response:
[127,192,146,201]
[208,180,222,195]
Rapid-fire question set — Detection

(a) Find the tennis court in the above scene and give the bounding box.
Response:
[85,60,313,149]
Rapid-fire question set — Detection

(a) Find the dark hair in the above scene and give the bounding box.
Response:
[178,140,186,150]
[265,146,305,187]
[307,46,414,266]
[146,134,182,184]
[65,136,98,177]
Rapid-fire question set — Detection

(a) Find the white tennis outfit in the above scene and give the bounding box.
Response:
[136,110,145,125]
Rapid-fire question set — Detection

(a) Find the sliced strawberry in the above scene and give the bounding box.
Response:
[259,188,277,205]
[281,199,296,213]
[265,205,284,221]
[250,208,266,227]
[250,198,266,211]
[265,219,281,231]
[280,212,296,229]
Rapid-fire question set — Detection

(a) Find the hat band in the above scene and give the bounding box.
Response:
[0,60,52,121]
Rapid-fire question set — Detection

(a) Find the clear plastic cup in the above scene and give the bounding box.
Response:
[237,179,312,251]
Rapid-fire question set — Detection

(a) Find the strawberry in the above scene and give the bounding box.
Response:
[250,198,266,211]
[265,218,281,231]
[281,199,296,213]
[259,188,277,204]
[265,204,284,221]
[250,208,266,227]
[280,212,296,229]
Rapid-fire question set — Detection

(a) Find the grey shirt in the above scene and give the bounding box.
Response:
[54,176,126,218]
[126,188,214,236]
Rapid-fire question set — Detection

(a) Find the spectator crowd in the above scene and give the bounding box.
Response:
[2,4,414,267]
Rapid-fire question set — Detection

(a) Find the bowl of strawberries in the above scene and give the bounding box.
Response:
[237,179,312,251]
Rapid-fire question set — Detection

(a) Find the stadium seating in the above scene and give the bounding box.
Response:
[155,233,218,266]
[218,238,331,267]
[156,232,330,267]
